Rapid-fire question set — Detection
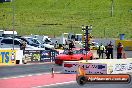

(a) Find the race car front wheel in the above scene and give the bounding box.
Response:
[76,76,87,85]
[90,56,93,60]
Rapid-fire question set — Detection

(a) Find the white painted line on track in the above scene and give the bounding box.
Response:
[32,81,76,88]
[0,71,61,80]
[0,62,54,67]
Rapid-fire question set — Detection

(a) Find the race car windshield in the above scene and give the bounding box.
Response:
[62,50,81,54]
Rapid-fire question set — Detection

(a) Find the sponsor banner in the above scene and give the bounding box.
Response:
[63,62,78,73]
[63,62,107,74]
[40,50,51,62]
[80,59,132,74]
[0,50,16,64]
[76,74,131,85]
[113,63,132,74]
[24,50,40,62]
[24,50,58,63]
[40,50,58,62]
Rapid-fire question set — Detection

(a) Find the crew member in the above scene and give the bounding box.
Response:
[98,43,105,59]
[107,42,113,59]
[105,43,109,59]
[69,41,74,50]
[117,42,123,59]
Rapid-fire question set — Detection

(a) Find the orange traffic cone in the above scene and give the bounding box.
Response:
[122,52,126,59]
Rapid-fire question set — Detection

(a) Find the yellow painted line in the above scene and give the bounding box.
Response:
[0,64,16,67]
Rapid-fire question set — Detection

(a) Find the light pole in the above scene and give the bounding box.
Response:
[111,0,114,17]
[12,0,15,50]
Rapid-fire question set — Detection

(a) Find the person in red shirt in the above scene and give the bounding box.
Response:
[117,42,123,59]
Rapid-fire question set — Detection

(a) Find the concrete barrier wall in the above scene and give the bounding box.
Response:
[16,50,23,64]
[63,58,132,74]
[0,49,24,65]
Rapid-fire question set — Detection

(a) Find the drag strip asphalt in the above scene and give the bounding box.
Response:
[0,63,62,78]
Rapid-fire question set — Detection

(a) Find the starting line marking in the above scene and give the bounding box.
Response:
[32,81,76,88]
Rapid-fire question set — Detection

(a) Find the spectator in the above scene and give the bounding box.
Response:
[105,43,109,59]
[107,42,113,59]
[98,43,105,59]
[54,41,59,49]
[69,41,74,50]
[20,40,26,50]
[117,42,123,59]
[65,39,68,45]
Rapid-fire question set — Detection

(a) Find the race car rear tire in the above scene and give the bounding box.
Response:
[80,57,83,60]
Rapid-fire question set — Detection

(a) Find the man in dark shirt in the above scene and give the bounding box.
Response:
[69,41,74,50]
[20,40,26,50]
[107,42,113,59]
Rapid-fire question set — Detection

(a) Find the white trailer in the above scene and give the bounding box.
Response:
[0,30,17,37]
